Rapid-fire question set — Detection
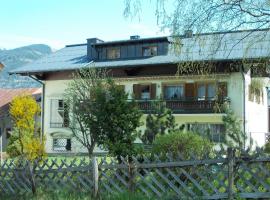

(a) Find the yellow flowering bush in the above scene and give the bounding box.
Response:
[24,136,47,161]
[7,94,46,161]
[10,94,40,132]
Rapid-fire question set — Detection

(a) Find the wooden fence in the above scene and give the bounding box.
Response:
[0,148,270,199]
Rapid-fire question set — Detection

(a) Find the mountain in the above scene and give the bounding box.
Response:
[0,44,52,88]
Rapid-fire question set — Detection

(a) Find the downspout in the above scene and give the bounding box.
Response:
[29,75,45,138]
[240,65,246,147]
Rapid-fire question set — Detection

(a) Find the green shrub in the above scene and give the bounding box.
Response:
[264,142,270,154]
[152,131,213,159]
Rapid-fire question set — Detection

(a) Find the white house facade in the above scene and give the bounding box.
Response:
[11,29,270,154]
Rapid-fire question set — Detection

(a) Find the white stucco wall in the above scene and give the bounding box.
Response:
[43,73,269,153]
[245,76,269,147]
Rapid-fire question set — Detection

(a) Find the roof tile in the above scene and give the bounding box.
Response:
[10,29,270,74]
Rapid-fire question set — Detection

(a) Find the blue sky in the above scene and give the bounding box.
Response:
[0,0,169,50]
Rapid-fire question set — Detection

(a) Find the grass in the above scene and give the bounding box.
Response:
[0,189,155,200]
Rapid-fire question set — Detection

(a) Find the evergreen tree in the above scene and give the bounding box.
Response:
[222,104,252,153]
[142,101,184,145]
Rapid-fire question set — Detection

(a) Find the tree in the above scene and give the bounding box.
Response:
[65,68,107,157]
[221,104,252,153]
[65,67,142,158]
[124,0,270,72]
[142,102,184,145]
[7,94,46,161]
[124,0,270,35]
[96,79,143,158]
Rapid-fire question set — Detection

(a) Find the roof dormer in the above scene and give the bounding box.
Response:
[86,36,169,61]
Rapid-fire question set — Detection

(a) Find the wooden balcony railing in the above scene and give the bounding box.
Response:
[134,98,230,114]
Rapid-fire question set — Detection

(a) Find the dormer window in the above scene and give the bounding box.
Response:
[107,47,120,59]
[143,46,157,57]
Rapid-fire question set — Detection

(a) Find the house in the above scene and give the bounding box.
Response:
[10,29,270,153]
[0,88,42,151]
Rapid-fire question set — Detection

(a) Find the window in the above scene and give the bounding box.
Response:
[197,84,206,100]
[107,47,120,59]
[142,46,157,57]
[164,85,184,100]
[207,84,216,99]
[50,99,69,128]
[197,83,216,100]
[53,138,71,151]
[188,123,225,143]
[133,84,156,100]
[141,85,150,99]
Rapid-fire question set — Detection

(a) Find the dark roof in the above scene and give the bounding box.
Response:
[92,36,169,46]
[10,29,270,75]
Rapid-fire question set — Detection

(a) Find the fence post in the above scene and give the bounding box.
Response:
[227,148,235,200]
[92,156,99,197]
[128,160,136,192]
[27,160,36,195]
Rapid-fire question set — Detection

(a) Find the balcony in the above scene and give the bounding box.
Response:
[134,98,229,114]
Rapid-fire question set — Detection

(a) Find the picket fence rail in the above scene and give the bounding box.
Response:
[0,148,270,199]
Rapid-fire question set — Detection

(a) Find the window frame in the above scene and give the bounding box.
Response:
[196,82,217,100]
[50,99,69,128]
[163,84,185,100]
[187,123,225,143]
[140,84,151,100]
[142,46,158,57]
[52,138,72,152]
[106,47,121,59]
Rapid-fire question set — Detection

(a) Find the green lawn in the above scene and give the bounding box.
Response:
[1,189,154,200]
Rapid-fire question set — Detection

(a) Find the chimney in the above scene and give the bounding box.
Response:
[87,38,104,59]
[130,35,140,40]
[184,30,193,38]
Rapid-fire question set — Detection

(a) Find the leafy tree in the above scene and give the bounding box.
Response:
[65,68,107,157]
[124,0,270,74]
[152,131,213,159]
[65,67,142,158]
[142,102,184,144]
[7,94,46,161]
[95,79,143,158]
[124,0,270,36]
